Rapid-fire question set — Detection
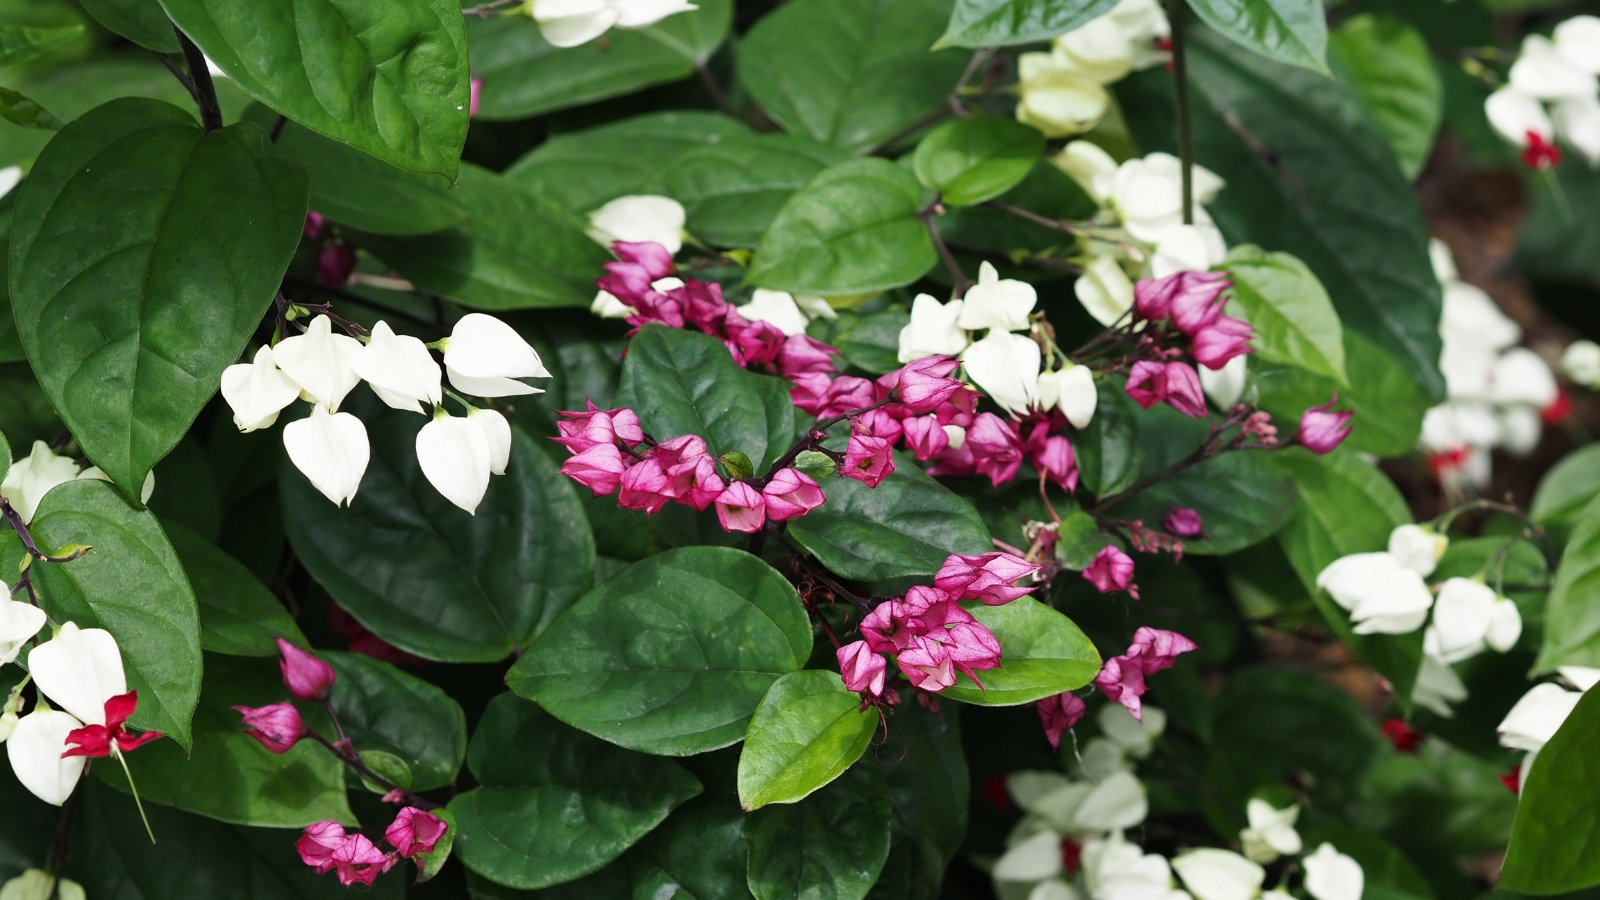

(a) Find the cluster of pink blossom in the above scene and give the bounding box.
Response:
[1036,626,1198,749]
[1122,271,1252,418]
[925,408,1080,491]
[835,552,1042,699]
[296,807,447,887]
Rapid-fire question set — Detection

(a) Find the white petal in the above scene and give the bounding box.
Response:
[1485,87,1554,144]
[1555,16,1600,73]
[1553,94,1600,165]
[1303,844,1364,900]
[417,414,493,515]
[1387,524,1447,577]
[0,442,80,525]
[1051,364,1098,429]
[1051,140,1119,202]
[1562,340,1600,386]
[963,331,1042,414]
[272,316,363,411]
[1498,682,1582,751]
[1016,79,1109,138]
[1486,598,1523,652]
[612,0,697,28]
[0,166,21,201]
[350,321,442,415]
[1171,848,1264,900]
[994,829,1065,882]
[898,294,968,363]
[444,314,550,381]
[283,406,370,507]
[1431,577,1496,658]
[1413,653,1468,717]
[447,367,546,398]
[7,710,86,806]
[958,262,1038,332]
[533,0,618,47]
[1559,666,1600,691]
[28,622,126,726]
[1007,770,1075,811]
[0,601,48,667]
[1198,355,1247,410]
[1074,254,1135,326]
[470,408,514,476]
[1510,35,1597,99]
[1489,347,1558,408]
[221,345,302,432]
[592,289,637,318]
[1080,736,1132,780]
[1071,770,1147,832]
[737,289,810,336]
[586,194,686,254]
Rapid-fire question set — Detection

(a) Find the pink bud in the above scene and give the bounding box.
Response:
[1124,360,1169,410]
[1037,692,1086,751]
[897,635,957,692]
[317,242,357,288]
[734,319,787,367]
[1128,626,1198,670]
[667,455,725,511]
[560,442,627,497]
[1093,654,1148,719]
[819,376,877,419]
[1083,546,1135,595]
[1161,362,1206,418]
[469,77,482,118]
[904,584,972,628]
[713,482,767,533]
[860,600,928,653]
[854,408,904,445]
[901,415,950,461]
[1297,395,1352,454]
[944,621,1002,686]
[1189,316,1253,370]
[1167,271,1232,335]
[934,552,1039,605]
[1095,627,1197,720]
[790,372,833,416]
[277,638,336,702]
[618,458,672,514]
[611,241,676,281]
[965,413,1023,487]
[777,335,838,378]
[842,433,895,488]
[332,834,395,887]
[385,807,448,859]
[1031,434,1079,493]
[893,356,964,414]
[1163,507,1203,538]
[836,641,886,697]
[233,702,307,754]
[302,211,326,239]
[297,821,346,874]
[763,468,826,522]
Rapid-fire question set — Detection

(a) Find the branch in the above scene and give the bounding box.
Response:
[919,205,974,297]
[696,62,739,118]
[283,277,447,334]
[173,28,223,133]
[1165,0,1193,225]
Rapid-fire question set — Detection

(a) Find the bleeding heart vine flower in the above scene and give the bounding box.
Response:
[441,313,552,398]
[283,405,371,507]
[350,321,443,415]
[0,596,47,667]
[221,345,302,432]
[416,410,494,515]
[1239,798,1302,863]
[6,708,87,806]
[273,315,363,412]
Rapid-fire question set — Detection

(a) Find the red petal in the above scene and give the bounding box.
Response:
[103,691,139,730]
[62,724,112,758]
[114,729,165,752]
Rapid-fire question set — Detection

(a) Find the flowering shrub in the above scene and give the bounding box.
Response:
[0,0,1598,897]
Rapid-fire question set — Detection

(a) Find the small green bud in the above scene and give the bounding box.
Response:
[718,451,754,481]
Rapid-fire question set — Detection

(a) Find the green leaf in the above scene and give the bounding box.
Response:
[465,0,732,120]
[1118,28,1444,401]
[739,0,971,153]
[9,98,307,496]
[644,134,852,248]
[26,479,202,749]
[1531,444,1600,532]
[738,671,881,810]
[829,309,912,375]
[940,598,1102,705]
[748,158,936,295]
[0,24,84,68]
[788,451,992,582]
[743,762,892,899]
[937,0,1116,49]
[159,0,470,178]
[77,0,179,52]
[148,438,221,540]
[165,520,307,657]
[100,655,353,828]
[356,163,609,310]
[1519,159,1600,281]
[1270,446,1424,705]
[1056,511,1113,570]
[1211,665,1380,803]
[1500,686,1600,893]
[1329,14,1442,181]
[875,700,967,898]
[912,116,1045,207]
[1222,244,1347,386]
[0,86,70,131]
[1252,329,1429,458]
[449,694,702,890]
[1075,377,1143,497]
[1184,0,1329,73]
[505,111,751,214]
[1536,493,1600,672]
[507,546,812,756]
[324,651,466,791]
[283,399,594,662]
[614,324,796,472]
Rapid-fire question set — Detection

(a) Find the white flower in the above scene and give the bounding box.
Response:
[1014,53,1110,137]
[1082,834,1185,900]
[350,321,443,415]
[1429,578,1498,662]
[0,870,86,900]
[592,289,636,319]
[442,313,551,397]
[1441,280,1521,355]
[1314,552,1434,635]
[792,294,837,321]
[1052,17,1136,84]
[1561,339,1600,386]
[1510,34,1597,100]
[1080,737,1133,780]
[6,709,86,805]
[1413,652,1468,718]
[959,262,1037,333]
[898,294,968,363]
[1553,94,1600,165]
[28,622,126,726]
[1303,844,1363,900]
[737,289,810,336]
[528,0,618,48]
[283,406,370,507]
[1148,222,1228,278]
[1387,524,1447,578]
[0,166,20,202]
[1239,798,1301,862]
[0,597,47,667]
[221,345,302,432]
[1485,88,1554,146]
[1052,140,1119,202]
[587,195,686,254]
[272,315,363,412]
[1555,16,1600,72]
[1486,597,1523,652]
[1499,682,1584,751]
[1419,402,1501,453]
[1499,405,1544,456]
[1199,355,1247,410]
[1038,364,1098,429]
[75,467,156,506]
[963,331,1042,414]
[1074,253,1136,327]
[1171,848,1264,900]
[0,441,81,524]
[470,408,513,476]
[417,412,493,515]
[1098,703,1165,759]
[1105,0,1170,69]
[995,829,1070,883]
[1108,153,1224,243]
[1489,347,1558,408]
[1071,770,1148,832]
[612,0,696,29]
[1561,666,1600,690]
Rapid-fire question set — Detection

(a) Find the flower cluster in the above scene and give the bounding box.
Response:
[0,440,156,523]
[1484,16,1600,168]
[1013,0,1169,137]
[520,0,697,49]
[1034,625,1195,752]
[296,806,447,887]
[221,312,537,514]
[835,552,1042,698]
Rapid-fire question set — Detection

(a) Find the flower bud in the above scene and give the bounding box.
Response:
[1163,507,1203,538]
[442,314,551,398]
[283,405,371,507]
[835,641,886,697]
[842,433,895,488]
[277,638,336,702]
[274,316,364,412]
[0,869,85,900]
[1038,363,1097,429]
[234,702,308,754]
[560,443,626,497]
[417,411,494,515]
[317,242,357,288]
[762,468,826,522]
[1036,692,1086,751]
[350,321,442,415]
[385,807,449,859]
[736,289,809,337]
[1561,339,1600,387]
[1296,396,1352,454]
[713,482,766,534]
[1387,524,1447,577]
[1083,546,1135,595]
[893,356,964,415]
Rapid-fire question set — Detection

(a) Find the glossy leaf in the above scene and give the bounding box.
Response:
[1536,493,1600,671]
[738,671,881,810]
[1223,244,1347,386]
[1185,0,1329,73]
[830,309,912,376]
[449,694,701,890]
[9,98,306,495]
[324,652,467,791]
[507,547,812,756]
[0,23,86,66]
[941,598,1102,705]
[1329,14,1442,181]
[743,762,893,900]
[912,116,1045,207]
[1531,444,1600,533]
[1076,377,1144,497]
[876,700,967,898]
[283,398,594,663]
[1500,687,1600,893]
[788,451,992,582]
[466,0,732,120]
[937,0,1116,49]
[0,86,62,130]
[645,134,851,248]
[739,0,971,153]
[1212,666,1380,803]
[614,324,796,471]
[1252,329,1428,458]
[77,0,177,52]
[159,0,470,177]
[165,520,307,657]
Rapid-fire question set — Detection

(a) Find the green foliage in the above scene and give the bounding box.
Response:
[78,0,177,51]
[323,652,467,791]
[165,520,307,657]
[1536,493,1600,672]
[1252,330,1430,458]
[648,134,852,248]
[1500,688,1600,893]
[738,671,881,810]
[938,0,1116,49]
[1184,0,1329,73]
[1222,245,1347,386]
[912,117,1046,208]
[743,763,893,900]
[941,598,1101,705]
[1329,14,1442,181]
[0,23,85,67]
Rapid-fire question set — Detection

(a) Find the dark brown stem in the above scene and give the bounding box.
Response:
[696,62,739,118]
[1089,408,1259,516]
[270,115,288,143]
[282,277,447,334]
[174,28,223,133]
[770,526,872,612]
[1165,0,1193,226]
[919,205,974,297]
[988,201,1079,233]
[1,497,89,563]
[153,51,195,99]
[760,397,895,485]
[308,731,441,811]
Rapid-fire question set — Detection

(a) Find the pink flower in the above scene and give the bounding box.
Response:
[943,621,1002,686]
[618,458,672,514]
[837,641,887,697]
[1037,692,1086,751]
[790,372,834,416]
[903,584,972,628]
[1124,361,1169,410]
[935,552,1039,605]
[1094,655,1148,719]
[1168,272,1232,335]
[62,691,162,758]
[843,434,895,487]
[901,415,950,461]
[233,703,306,754]
[763,468,826,521]
[1297,395,1352,454]
[777,335,838,378]
[332,834,395,887]
[926,441,976,478]
[714,482,767,533]
[1125,361,1206,418]
[560,442,626,497]
[936,388,978,428]
[734,319,787,367]
[897,635,957,692]
[555,401,643,450]
[302,211,326,239]
[385,807,448,859]
[1133,270,1229,325]
[668,456,725,511]
[277,638,336,702]
[893,356,965,414]
[966,413,1023,486]
[651,433,707,468]
[1129,626,1198,668]
[1163,507,1203,538]
[297,821,346,874]
[854,408,904,445]
[861,600,928,653]
[611,241,675,283]
[469,77,482,117]
[1190,316,1253,370]
[819,376,877,419]
[1094,627,1197,720]
[1083,546,1135,595]
[317,242,357,287]
[1031,434,1079,492]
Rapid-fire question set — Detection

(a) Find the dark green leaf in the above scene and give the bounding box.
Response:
[738,671,880,809]
[941,598,1102,705]
[324,651,466,791]
[9,98,306,495]
[465,0,732,120]
[416,806,457,883]
[27,479,203,748]
[1500,686,1600,893]
[356,163,610,310]
[1536,493,1600,672]
[1076,377,1143,497]
[165,520,306,657]
[283,399,594,662]
[507,546,812,755]
[739,0,971,153]
[1300,825,1436,900]
[1185,0,1329,73]
[788,451,992,582]
[1223,244,1346,385]
[160,0,470,177]
[744,762,892,900]
[450,694,701,890]
[911,116,1045,207]
[1252,329,1429,458]
[101,655,353,828]
[148,438,221,541]
[1519,159,1600,281]
[78,0,178,52]
[0,24,86,67]
[614,324,796,471]
[1212,665,1380,802]
[937,0,1116,49]
[1056,511,1114,570]
[876,700,966,899]
[830,309,911,375]
[1531,444,1600,533]
[1329,14,1442,181]
[0,86,61,130]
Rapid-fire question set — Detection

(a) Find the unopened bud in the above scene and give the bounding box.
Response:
[276,638,336,701]
[718,451,754,481]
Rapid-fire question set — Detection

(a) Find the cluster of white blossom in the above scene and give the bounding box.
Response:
[522,0,697,49]
[1484,16,1600,166]
[1497,667,1598,791]
[222,313,540,515]
[1,442,155,523]
[1013,0,1170,138]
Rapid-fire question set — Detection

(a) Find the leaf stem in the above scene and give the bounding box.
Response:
[173,28,223,133]
[919,203,974,298]
[1165,0,1193,226]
